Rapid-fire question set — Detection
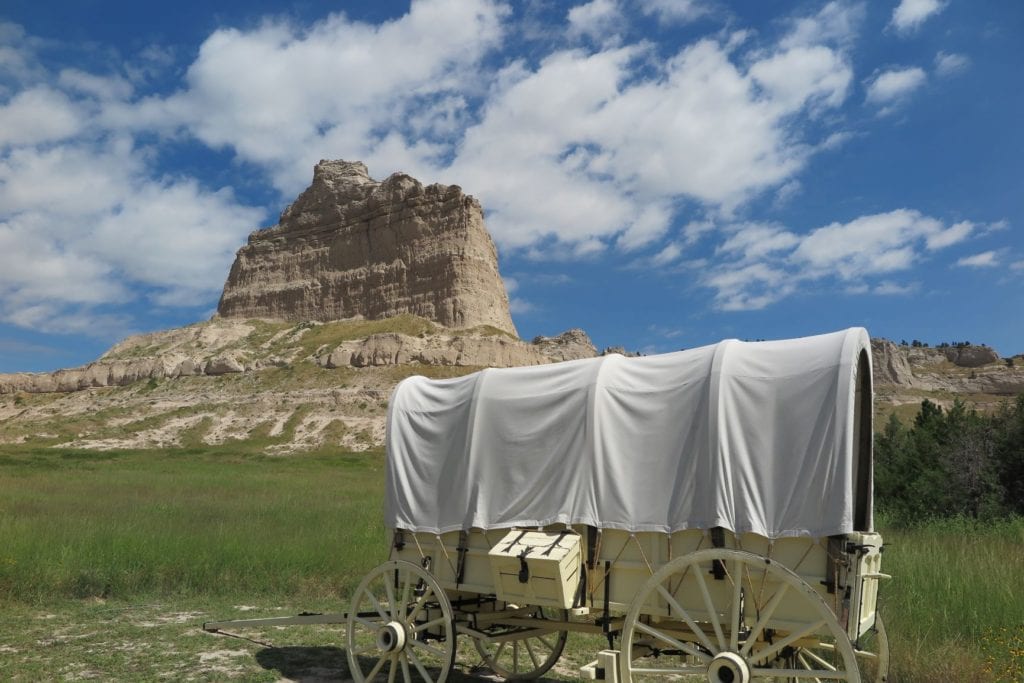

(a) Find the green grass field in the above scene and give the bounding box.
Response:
[1,444,1022,681]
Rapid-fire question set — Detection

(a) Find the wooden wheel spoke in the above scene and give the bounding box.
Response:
[400,571,411,611]
[383,575,397,620]
[751,619,827,663]
[355,615,384,631]
[405,647,434,683]
[400,656,411,683]
[406,591,433,623]
[536,633,555,652]
[693,567,727,651]
[365,653,389,682]
[408,637,446,659]
[524,638,541,669]
[634,621,711,663]
[801,647,838,670]
[656,583,717,654]
[387,654,398,683]
[728,558,743,652]
[411,616,448,634]
[740,583,790,656]
[365,588,390,622]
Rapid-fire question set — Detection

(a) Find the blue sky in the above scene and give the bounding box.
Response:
[0,0,1021,373]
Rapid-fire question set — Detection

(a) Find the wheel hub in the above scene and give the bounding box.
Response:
[706,651,751,683]
[376,621,407,653]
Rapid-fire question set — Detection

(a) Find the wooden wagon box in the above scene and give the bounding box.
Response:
[488,529,582,609]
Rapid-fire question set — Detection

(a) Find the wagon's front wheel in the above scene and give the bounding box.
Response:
[346,560,456,683]
[619,549,859,682]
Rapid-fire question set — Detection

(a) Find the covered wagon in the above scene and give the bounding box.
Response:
[367,327,887,682]
[207,327,889,682]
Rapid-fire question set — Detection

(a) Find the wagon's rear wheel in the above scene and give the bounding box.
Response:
[471,605,569,680]
[346,560,456,683]
[619,549,859,682]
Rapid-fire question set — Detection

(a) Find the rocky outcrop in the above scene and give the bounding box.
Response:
[217,160,517,334]
[0,319,597,395]
[0,354,255,395]
[872,338,1024,397]
[530,329,598,362]
[871,339,917,387]
[941,345,1000,368]
[315,330,597,370]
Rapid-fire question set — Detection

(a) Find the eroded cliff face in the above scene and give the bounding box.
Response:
[871,338,1024,401]
[217,160,517,335]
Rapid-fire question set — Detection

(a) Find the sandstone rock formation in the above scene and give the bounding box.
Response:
[316,328,597,370]
[217,160,517,335]
[871,338,1024,398]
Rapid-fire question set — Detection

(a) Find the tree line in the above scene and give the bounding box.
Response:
[874,394,1024,523]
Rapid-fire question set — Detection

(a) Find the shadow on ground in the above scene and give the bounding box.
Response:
[255,647,566,682]
[256,646,348,682]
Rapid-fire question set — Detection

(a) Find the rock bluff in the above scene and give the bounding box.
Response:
[217,160,517,335]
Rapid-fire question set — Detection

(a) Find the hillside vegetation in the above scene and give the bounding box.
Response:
[876,395,1024,522]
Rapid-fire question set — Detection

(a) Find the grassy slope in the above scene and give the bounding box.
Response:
[2,445,1023,681]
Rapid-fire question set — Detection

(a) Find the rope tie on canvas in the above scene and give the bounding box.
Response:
[435,534,459,581]
[630,533,655,577]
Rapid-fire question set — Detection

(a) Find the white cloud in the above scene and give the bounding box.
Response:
[889,0,946,34]
[873,280,918,295]
[782,1,865,51]
[699,209,978,311]
[956,251,999,268]
[509,297,535,315]
[637,0,710,25]
[934,51,970,77]
[0,137,266,332]
[567,0,624,44]
[717,222,799,262]
[1011,260,1024,271]
[648,324,683,339]
[748,45,852,113]
[683,220,715,245]
[704,262,795,311]
[773,180,802,207]
[650,242,683,267]
[793,209,941,278]
[58,69,133,101]
[865,66,927,106]
[617,203,672,250]
[453,26,853,252]
[926,220,973,249]
[0,87,82,147]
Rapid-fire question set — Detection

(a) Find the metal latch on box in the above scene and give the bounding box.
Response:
[518,548,532,583]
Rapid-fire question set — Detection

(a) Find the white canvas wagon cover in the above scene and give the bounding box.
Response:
[385,327,873,538]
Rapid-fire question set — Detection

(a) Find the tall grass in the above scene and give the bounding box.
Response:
[0,446,388,605]
[878,515,1024,682]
